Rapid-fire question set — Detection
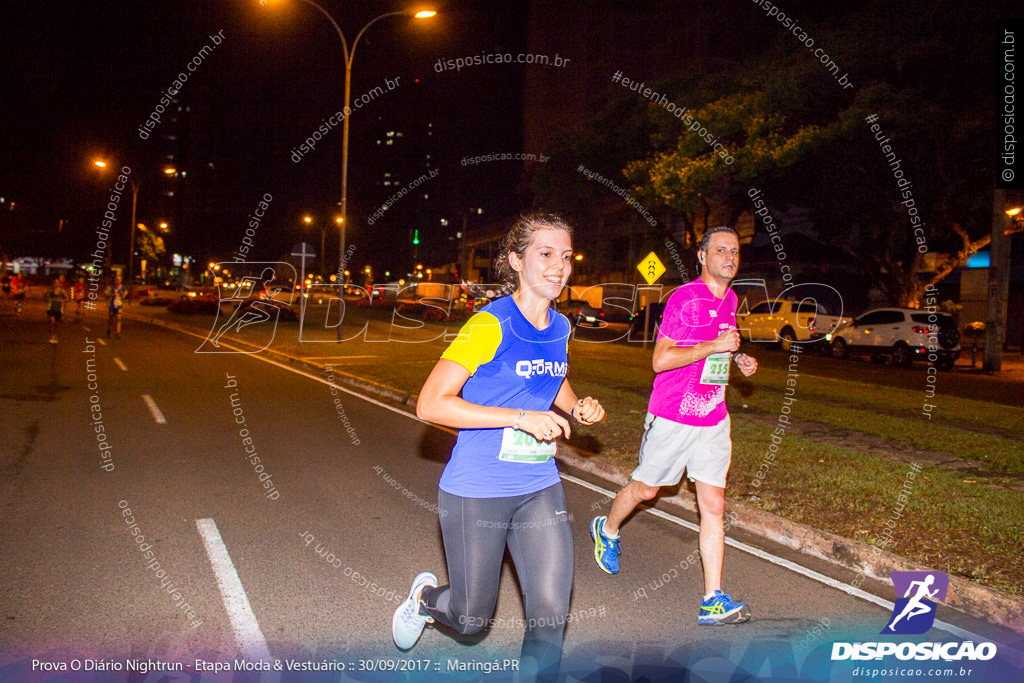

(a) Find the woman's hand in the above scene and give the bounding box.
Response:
[518,410,572,441]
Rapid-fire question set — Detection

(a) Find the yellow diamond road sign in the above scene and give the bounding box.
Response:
[637,251,666,284]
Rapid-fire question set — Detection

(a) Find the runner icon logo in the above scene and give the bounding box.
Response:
[196,262,297,354]
[881,571,949,635]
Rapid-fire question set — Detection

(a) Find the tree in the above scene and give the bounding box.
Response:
[624,89,823,250]
[623,0,1005,306]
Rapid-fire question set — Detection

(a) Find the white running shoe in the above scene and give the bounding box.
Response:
[392,571,437,650]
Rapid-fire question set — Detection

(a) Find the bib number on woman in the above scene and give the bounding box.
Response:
[498,427,557,463]
[700,353,731,385]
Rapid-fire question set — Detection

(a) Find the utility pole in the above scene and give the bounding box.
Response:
[984,189,1012,370]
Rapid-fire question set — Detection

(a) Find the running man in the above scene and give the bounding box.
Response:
[392,214,605,680]
[107,274,126,338]
[590,226,758,625]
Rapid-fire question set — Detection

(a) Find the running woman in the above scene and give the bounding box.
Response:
[393,214,605,680]
[107,274,126,338]
[590,226,758,625]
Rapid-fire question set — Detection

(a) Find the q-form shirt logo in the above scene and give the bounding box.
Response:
[882,571,949,635]
[515,359,568,379]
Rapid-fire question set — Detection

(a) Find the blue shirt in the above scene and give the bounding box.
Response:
[437,295,570,498]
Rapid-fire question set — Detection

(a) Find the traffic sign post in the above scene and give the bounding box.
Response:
[637,252,666,348]
[291,242,316,333]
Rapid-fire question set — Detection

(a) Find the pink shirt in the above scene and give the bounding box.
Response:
[648,278,737,426]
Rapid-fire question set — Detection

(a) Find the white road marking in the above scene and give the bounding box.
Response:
[141,394,167,424]
[161,321,997,646]
[113,357,127,371]
[559,472,983,643]
[195,519,272,662]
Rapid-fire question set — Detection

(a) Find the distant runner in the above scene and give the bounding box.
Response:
[107,275,126,338]
[11,272,25,315]
[73,276,87,321]
[45,276,68,343]
[1,271,11,311]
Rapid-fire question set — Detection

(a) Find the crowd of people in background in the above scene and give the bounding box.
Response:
[0,269,129,343]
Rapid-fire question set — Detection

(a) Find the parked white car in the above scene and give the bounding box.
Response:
[738,298,849,352]
[828,307,960,370]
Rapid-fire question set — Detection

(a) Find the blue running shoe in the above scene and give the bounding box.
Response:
[698,590,751,625]
[590,516,621,574]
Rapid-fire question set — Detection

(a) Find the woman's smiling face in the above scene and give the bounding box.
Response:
[511,227,574,300]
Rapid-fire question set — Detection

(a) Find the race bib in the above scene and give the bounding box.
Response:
[498,427,557,463]
[700,352,731,385]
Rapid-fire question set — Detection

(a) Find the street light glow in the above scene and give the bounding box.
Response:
[94,160,107,168]
[1006,207,1021,217]
[414,10,437,18]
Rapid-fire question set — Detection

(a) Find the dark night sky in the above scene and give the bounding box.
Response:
[1,0,531,274]
[3,0,1019,280]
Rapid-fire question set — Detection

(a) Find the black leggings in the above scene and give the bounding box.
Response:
[420,483,573,678]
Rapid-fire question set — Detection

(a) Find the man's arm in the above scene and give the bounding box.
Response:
[652,329,740,374]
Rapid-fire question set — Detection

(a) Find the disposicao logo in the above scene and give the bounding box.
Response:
[831,571,998,662]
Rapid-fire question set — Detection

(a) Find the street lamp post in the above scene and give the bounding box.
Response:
[286,2,434,281]
[303,214,326,276]
[94,161,174,284]
[269,1,434,338]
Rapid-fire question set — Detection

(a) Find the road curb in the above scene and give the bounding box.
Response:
[130,309,1024,635]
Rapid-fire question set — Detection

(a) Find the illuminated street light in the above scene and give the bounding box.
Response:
[262,0,434,302]
[93,157,178,283]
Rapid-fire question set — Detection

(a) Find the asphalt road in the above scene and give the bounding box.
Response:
[1,304,1020,682]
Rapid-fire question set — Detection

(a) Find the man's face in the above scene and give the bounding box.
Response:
[701,232,740,283]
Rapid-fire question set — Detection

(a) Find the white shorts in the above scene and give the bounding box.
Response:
[631,413,732,489]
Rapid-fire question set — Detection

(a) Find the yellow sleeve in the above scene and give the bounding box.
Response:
[440,311,503,375]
